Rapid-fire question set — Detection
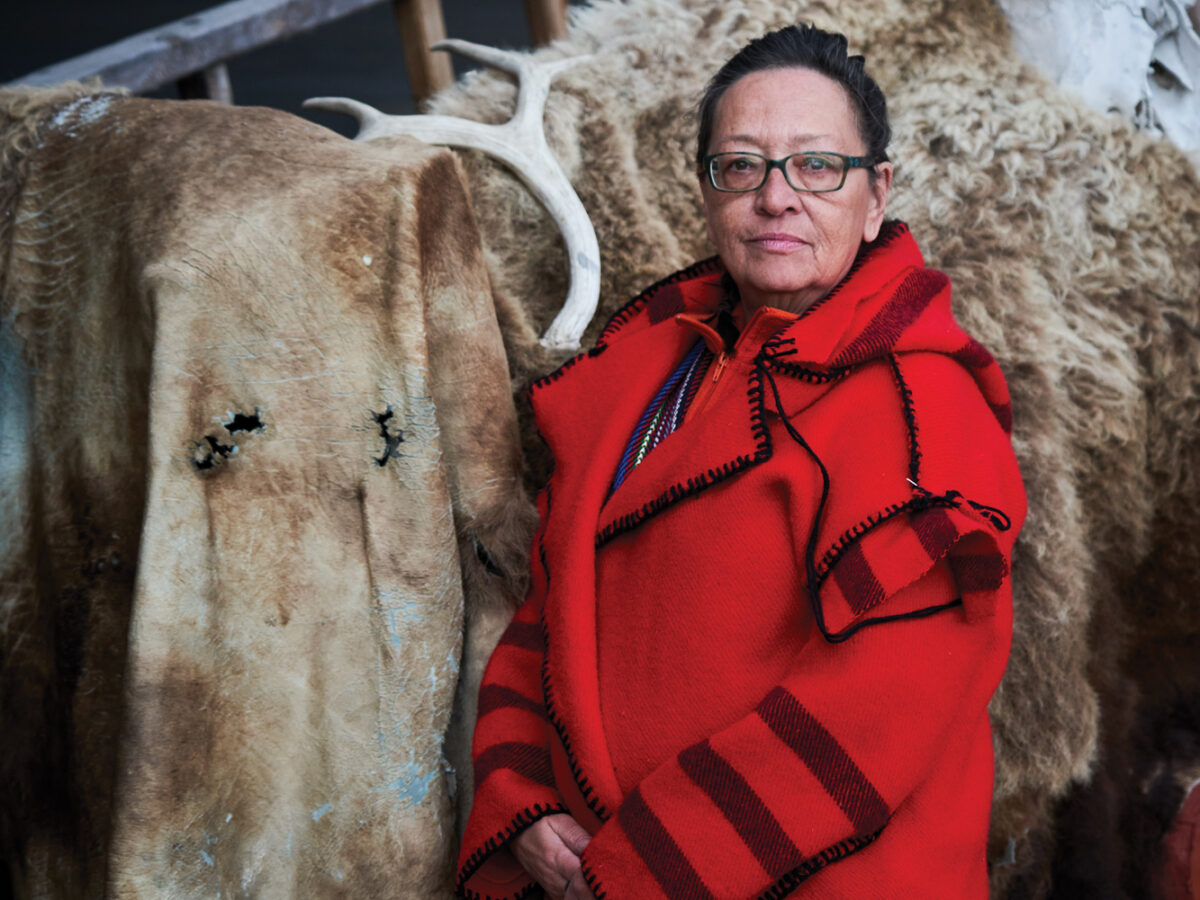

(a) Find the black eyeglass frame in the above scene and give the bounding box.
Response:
[702,151,880,194]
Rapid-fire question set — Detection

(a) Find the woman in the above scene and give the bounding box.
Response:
[455,24,1025,900]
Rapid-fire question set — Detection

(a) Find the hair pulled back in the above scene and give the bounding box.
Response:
[696,24,891,175]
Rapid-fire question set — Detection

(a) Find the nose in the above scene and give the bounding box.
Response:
[754,165,802,217]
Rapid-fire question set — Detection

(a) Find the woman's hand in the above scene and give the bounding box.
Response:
[565,867,595,899]
[510,814,593,899]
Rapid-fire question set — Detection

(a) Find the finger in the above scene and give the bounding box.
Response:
[565,869,592,900]
[549,815,593,855]
[512,820,581,892]
[546,857,581,900]
[546,843,582,883]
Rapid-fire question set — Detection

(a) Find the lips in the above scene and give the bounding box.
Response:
[748,232,808,251]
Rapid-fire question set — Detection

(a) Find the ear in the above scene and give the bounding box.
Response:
[861,161,894,243]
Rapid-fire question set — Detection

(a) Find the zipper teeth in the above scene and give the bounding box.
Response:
[712,352,729,382]
[686,351,727,419]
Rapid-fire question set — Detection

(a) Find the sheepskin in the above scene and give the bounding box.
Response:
[0,88,532,898]
[424,0,1200,894]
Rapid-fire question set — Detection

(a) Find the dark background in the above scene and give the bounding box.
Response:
[1,2,582,136]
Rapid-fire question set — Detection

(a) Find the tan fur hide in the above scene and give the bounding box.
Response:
[3,0,1199,896]
[421,0,1200,893]
[0,87,531,898]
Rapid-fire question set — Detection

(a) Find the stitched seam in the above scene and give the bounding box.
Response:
[755,828,885,900]
[596,256,724,346]
[527,349,594,396]
[799,220,910,320]
[537,482,611,824]
[527,258,725,399]
[887,353,922,486]
[815,492,965,584]
[594,363,773,548]
[764,356,852,384]
[540,615,611,822]
[579,858,608,899]
[529,223,906,402]
[455,802,570,898]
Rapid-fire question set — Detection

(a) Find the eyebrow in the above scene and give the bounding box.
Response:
[716,133,834,147]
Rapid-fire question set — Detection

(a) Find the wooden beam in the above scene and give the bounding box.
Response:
[6,0,387,93]
[392,0,454,106]
[525,0,568,45]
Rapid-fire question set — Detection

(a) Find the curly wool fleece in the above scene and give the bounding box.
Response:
[425,0,1200,894]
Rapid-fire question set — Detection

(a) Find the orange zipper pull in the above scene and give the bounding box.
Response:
[711,352,730,384]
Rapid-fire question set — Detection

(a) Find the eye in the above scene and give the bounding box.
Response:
[723,154,761,173]
[799,155,829,171]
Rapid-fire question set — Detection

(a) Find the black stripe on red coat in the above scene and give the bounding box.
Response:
[618,786,716,900]
[474,742,554,789]
[648,282,686,324]
[911,506,960,561]
[832,541,887,616]
[951,338,995,369]
[498,620,544,653]
[757,687,890,835]
[948,551,1008,593]
[831,269,947,367]
[678,739,802,878]
[951,340,1014,433]
[476,684,545,721]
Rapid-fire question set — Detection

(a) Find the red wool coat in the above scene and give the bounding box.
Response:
[456,222,1027,899]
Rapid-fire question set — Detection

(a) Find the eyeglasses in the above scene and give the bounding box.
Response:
[703,151,877,193]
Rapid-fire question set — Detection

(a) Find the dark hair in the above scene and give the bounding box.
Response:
[695,24,891,176]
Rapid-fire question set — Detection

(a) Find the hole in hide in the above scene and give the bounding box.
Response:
[193,434,237,471]
[224,409,265,434]
[371,407,405,467]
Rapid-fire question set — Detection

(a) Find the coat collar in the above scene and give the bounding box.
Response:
[527,220,973,552]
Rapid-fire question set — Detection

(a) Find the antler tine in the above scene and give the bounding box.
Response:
[432,39,591,133]
[303,96,388,139]
[303,41,601,352]
[431,38,525,76]
[508,54,591,133]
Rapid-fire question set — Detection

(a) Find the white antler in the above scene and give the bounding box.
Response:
[305,39,600,352]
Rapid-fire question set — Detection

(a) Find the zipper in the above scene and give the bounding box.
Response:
[676,304,798,422]
[711,351,730,385]
[686,348,733,419]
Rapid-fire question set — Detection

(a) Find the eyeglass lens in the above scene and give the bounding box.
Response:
[710,153,846,192]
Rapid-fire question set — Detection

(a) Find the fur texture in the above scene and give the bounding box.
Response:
[2,0,1198,896]
[424,0,1200,894]
[0,93,529,898]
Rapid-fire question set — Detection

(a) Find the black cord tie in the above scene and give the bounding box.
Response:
[761,357,983,643]
[943,490,1012,531]
[759,359,838,640]
[964,499,1011,531]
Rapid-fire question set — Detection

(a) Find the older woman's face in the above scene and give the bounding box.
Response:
[700,67,893,315]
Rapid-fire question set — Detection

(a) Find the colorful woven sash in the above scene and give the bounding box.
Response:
[609,339,712,495]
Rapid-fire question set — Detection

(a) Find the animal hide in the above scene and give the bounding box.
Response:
[2,0,1199,896]
[423,0,1200,894]
[0,87,532,898]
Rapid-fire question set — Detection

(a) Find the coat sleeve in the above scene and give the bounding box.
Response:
[456,492,567,900]
[577,558,1011,899]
